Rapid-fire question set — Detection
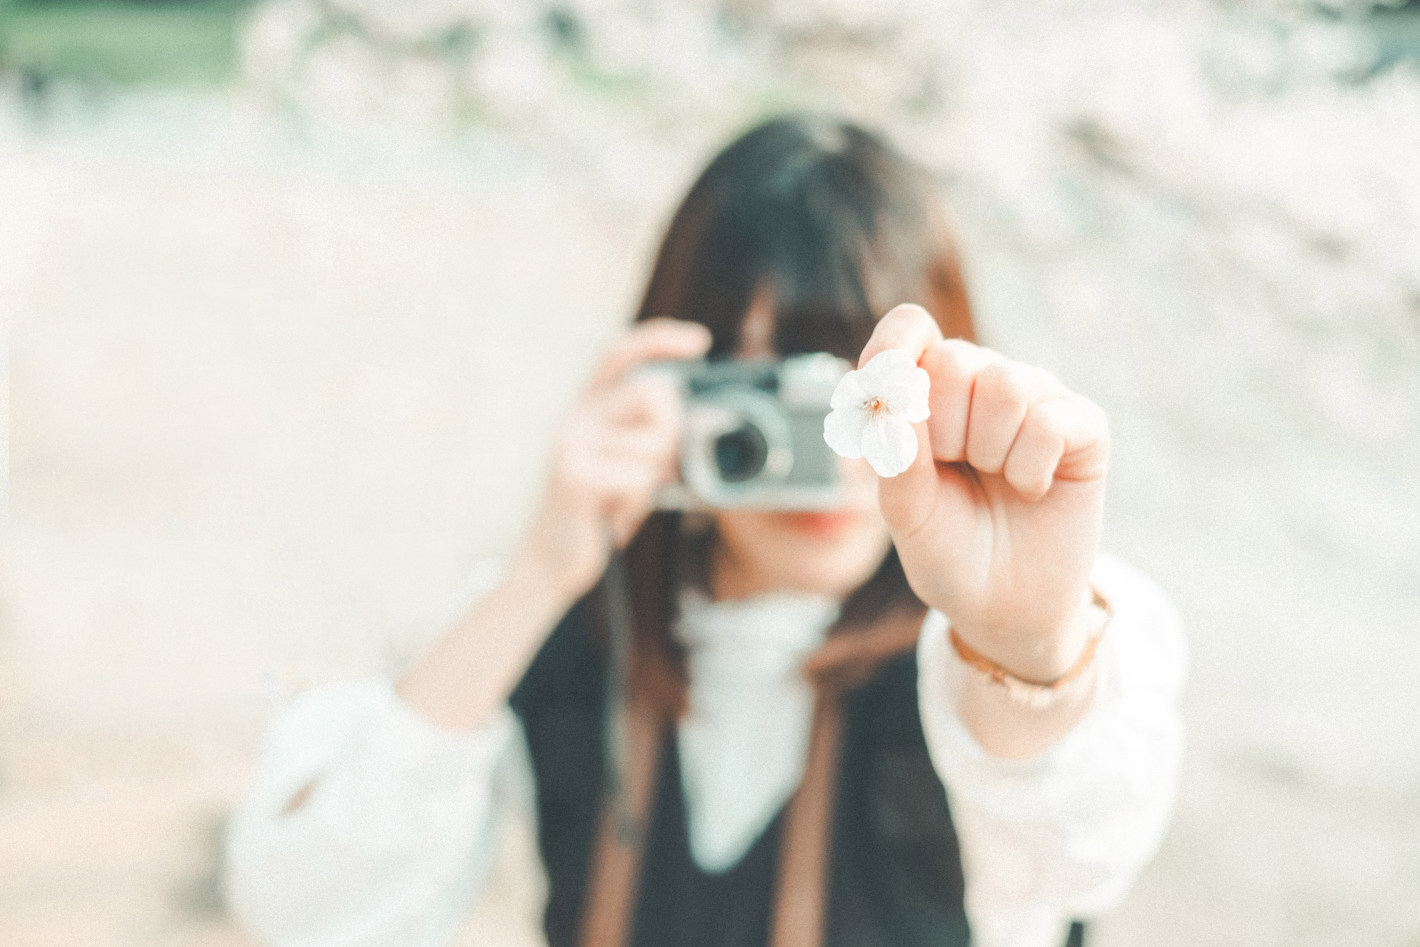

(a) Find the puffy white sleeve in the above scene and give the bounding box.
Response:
[224,677,534,947]
[918,554,1187,947]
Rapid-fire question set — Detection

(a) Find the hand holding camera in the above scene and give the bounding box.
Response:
[519,319,711,606]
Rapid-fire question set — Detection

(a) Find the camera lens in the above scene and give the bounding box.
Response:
[713,423,769,483]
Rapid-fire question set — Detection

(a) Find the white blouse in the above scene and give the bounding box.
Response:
[225,554,1185,947]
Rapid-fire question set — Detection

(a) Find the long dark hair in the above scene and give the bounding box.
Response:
[613,115,977,714]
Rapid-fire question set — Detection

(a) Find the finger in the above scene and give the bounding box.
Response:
[964,361,1065,475]
[1001,398,1068,500]
[576,458,669,496]
[920,338,1002,463]
[587,319,712,392]
[1050,394,1110,484]
[875,416,939,537]
[857,303,944,370]
[599,374,683,430]
[1003,395,1110,499]
[596,428,679,467]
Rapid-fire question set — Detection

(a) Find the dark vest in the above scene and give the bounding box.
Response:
[509,600,1085,947]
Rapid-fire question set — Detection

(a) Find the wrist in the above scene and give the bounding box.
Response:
[952,588,1098,685]
[508,534,588,614]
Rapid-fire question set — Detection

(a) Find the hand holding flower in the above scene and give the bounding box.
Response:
[822,349,931,478]
[840,304,1110,684]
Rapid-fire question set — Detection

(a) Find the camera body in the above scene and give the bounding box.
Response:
[649,353,849,510]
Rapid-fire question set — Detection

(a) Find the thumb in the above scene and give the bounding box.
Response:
[875,418,939,540]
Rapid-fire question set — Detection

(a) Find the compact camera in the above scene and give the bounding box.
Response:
[648,353,849,510]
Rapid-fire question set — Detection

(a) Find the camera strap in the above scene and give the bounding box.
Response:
[580,552,667,947]
[769,605,925,947]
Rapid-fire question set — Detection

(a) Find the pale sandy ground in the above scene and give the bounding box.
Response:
[3,98,1419,946]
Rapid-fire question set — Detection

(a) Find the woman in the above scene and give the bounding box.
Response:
[226,117,1184,947]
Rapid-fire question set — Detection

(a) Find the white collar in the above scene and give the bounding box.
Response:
[673,589,839,873]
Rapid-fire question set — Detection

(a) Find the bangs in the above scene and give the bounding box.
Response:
[636,116,972,360]
[765,220,920,362]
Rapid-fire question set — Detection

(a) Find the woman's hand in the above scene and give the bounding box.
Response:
[398,320,709,734]
[517,319,712,607]
[861,305,1109,683]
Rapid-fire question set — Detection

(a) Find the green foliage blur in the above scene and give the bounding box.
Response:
[0,0,250,87]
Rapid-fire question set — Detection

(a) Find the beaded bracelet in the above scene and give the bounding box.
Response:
[948,586,1112,710]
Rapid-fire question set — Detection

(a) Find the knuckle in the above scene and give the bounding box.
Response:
[976,359,1011,386]
[925,338,977,380]
[976,361,1030,408]
[1025,399,1065,436]
[1061,394,1109,437]
[1001,362,1039,395]
[939,337,979,362]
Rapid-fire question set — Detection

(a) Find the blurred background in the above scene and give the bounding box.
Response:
[2,0,1418,944]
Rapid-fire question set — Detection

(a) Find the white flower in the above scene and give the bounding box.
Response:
[822,349,931,478]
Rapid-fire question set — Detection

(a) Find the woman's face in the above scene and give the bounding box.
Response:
[709,292,893,602]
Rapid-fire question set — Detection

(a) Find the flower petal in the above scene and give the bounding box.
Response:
[861,413,919,478]
[893,367,931,423]
[823,406,866,459]
[874,363,927,407]
[829,371,869,412]
[857,349,916,392]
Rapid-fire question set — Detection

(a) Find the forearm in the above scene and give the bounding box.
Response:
[918,560,1187,942]
[397,541,578,732]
